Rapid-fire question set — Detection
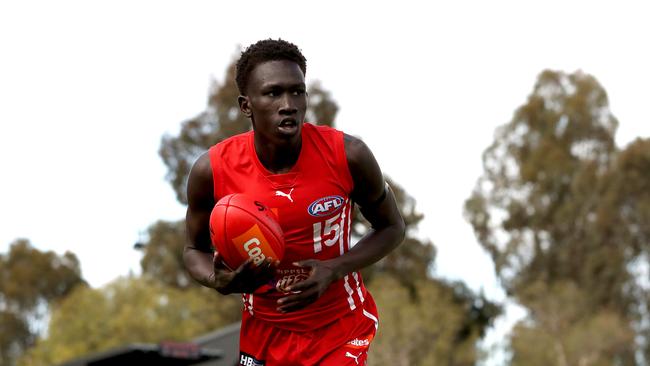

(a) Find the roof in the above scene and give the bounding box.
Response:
[57,323,241,366]
[192,322,241,366]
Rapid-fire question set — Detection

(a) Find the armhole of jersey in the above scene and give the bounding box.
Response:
[207,145,221,200]
[336,131,355,194]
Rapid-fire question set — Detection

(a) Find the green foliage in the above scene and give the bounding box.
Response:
[19,276,240,366]
[358,177,436,298]
[510,281,635,366]
[0,239,84,366]
[138,220,193,289]
[0,311,30,366]
[159,61,249,205]
[465,70,619,292]
[304,80,338,127]
[368,274,500,366]
[465,69,649,363]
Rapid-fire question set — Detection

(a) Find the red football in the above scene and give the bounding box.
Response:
[209,193,284,270]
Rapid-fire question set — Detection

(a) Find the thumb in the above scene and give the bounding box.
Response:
[213,251,232,271]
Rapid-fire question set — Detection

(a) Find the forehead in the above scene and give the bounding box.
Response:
[248,60,305,90]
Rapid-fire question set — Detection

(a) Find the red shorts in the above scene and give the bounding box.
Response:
[238,296,378,366]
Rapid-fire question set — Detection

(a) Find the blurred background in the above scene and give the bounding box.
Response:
[1,1,649,365]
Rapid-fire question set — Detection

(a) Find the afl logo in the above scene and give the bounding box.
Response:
[308,195,344,217]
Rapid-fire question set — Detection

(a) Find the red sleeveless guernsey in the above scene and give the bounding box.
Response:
[209,123,373,331]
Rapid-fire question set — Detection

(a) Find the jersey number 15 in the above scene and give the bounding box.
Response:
[312,213,342,253]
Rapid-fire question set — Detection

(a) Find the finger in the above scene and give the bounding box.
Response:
[278,302,307,313]
[293,259,318,268]
[235,258,255,275]
[285,277,315,292]
[277,291,318,312]
[277,283,317,304]
[261,258,274,271]
[261,263,276,279]
[268,258,280,270]
[247,259,273,277]
[255,263,276,283]
[278,298,310,312]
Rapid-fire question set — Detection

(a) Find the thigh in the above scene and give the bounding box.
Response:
[239,299,379,366]
[315,308,378,365]
[319,346,369,366]
[238,312,278,365]
[239,312,306,366]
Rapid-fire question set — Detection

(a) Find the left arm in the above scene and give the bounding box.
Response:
[277,134,405,312]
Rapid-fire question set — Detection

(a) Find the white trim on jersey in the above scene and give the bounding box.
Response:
[346,201,353,251]
[343,274,357,310]
[243,293,254,316]
[352,271,365,304]
[363,309,379,330]
[338,199,349,256]
[313,223,323,253]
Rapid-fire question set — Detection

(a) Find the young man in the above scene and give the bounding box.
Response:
[184,39,405,366]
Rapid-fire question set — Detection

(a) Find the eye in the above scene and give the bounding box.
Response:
[292,89,306,96]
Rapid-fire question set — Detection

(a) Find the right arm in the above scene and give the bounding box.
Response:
[184,152,218,288]
[184,152,274,294]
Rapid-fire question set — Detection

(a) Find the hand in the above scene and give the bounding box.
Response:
[209,252,276,295]
[276,259,337,313]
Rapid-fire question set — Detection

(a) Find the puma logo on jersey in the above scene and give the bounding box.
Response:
[345,351,362,364]
[275,188,294,203]
[308,195,344,217]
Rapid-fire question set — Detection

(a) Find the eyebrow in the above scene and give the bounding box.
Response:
[260,81,306,90]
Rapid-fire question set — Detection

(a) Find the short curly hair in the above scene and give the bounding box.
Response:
[236,39,307,94]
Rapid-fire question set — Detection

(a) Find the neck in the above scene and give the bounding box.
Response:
[253,135,302,174]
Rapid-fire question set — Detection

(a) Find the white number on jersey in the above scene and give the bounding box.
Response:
[312,213,342,253]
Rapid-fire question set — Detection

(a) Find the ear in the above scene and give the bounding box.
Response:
[238,95,252,118]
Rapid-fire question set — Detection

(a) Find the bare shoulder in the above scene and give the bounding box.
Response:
[190,151,212,177]
[343,133,384,206]
[187,152,215,210]
[343,133,369,167]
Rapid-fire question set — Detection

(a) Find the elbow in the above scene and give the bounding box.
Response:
[182,245,192,266]
[394,216,406,246]
[182,244,203,273]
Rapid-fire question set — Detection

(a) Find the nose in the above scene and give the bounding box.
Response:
[279,93,297,115]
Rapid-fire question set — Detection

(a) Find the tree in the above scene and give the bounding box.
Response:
[368,274,500,366]
[18,276,241,366]
[138,220,193,289]
[510,281,634,366]
[465,69,649,363]
[0,239,84,366]
[0,311,30,366]
[357,177,436,299]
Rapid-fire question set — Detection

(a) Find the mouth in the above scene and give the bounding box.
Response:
[277,118,299,135]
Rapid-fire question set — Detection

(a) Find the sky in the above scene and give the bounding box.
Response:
[1,0,649,363]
